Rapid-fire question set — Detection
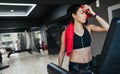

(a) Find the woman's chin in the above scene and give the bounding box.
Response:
[82,21,86,23]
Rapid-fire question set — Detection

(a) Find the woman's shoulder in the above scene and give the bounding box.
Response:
[61,30,65,36]
[85,24,96,33]
[62,30,65,34]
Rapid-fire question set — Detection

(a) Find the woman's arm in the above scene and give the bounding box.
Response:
[90,15,110,32]
[87,5,110,32]
[58,31,66,67]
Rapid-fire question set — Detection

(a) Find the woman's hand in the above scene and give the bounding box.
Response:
[87,6,96,16]
[81,4,96,16]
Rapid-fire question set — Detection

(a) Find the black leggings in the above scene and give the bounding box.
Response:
[69,60,94,74]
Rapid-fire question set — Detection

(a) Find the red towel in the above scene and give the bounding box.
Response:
[65,22,74,56]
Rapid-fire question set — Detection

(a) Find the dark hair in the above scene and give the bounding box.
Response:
[67,4,88,24]
[67,5,82,23]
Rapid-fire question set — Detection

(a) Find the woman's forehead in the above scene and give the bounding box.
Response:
[77,8,84,12]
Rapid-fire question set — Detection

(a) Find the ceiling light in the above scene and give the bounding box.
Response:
[10,9,14,12]
[96,0,100,7]
[0,3,36,17]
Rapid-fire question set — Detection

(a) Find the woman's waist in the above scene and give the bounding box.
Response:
[70,51,92,63]
[70,57,92,63]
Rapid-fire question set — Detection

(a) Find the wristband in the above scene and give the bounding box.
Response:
[93,14,97,18]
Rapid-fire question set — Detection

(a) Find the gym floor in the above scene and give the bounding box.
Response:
[0,52,69,74]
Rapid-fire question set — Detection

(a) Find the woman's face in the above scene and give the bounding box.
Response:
[72,8,87,24]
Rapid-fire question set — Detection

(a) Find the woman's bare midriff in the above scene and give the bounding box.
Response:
[69,47,92,63]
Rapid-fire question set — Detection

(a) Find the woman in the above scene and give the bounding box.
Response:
[58,4,109,74]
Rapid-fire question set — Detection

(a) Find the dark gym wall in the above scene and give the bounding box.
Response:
[46,23,65,55]
[0,18,40,29]
[89,0,120,56]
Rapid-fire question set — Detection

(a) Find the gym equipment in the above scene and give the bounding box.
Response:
[96,17,120,74]
[47,62,71,74]
[0,63,9,70]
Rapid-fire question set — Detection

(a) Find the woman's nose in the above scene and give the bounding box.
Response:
[84,13,87,17]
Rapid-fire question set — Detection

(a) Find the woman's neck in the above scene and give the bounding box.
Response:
[74,21,83,30]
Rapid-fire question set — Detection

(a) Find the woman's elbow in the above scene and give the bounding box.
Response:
[105,27,110,32]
